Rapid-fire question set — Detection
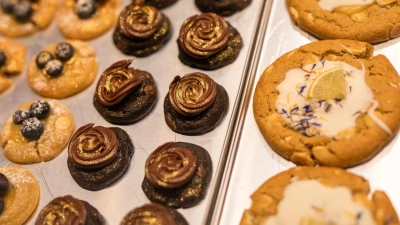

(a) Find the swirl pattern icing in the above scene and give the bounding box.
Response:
[169,72,217,116]
[178,13,230,59]
[121,203,176,225]
[96,59,142,107]
[119,4,163,40]
[145,142,197,189]
[35,195,87,225]
[68,123,119,169]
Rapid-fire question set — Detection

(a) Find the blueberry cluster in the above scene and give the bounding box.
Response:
[0,50,6,67]
[13,100,50,140]
[35,42,74,77]
[0,173,9,214]
[0,0,34,22]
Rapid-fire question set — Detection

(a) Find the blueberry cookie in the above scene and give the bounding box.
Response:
[253,39,400,167]
[0,0,58,37]
[1,99,74,164]
[0,166,39,225]
[178,13,243,70]
[195,0,251,16]
[0,38,26,94]
[28,40,98,99]
[164,72,229,135]
[121,203,188,225]
[142,142,212,208]
[286,0,400,43]
[240,167,399,225]
[113,2,171,57]
[93,60,157,124]
[57,0,120,40]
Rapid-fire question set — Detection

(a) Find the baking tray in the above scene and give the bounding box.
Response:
[216,0,400,224]
[0,0,264,224]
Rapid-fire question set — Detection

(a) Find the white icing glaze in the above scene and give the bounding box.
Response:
[275,60,391,137]
[318,0,375,11]
[265,180,376,225]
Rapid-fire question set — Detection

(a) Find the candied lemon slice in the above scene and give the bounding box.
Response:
[308,66,347,100]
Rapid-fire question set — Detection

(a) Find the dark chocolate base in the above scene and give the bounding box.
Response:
[145,0,178,9]
[67,127,134,191]
[83,201,105,225]
[113,15,171,57]
[195,0,251,16]
[142,142,212,208]
[164,84,229,135]
[178,24,242,70]
[93,70,157,124]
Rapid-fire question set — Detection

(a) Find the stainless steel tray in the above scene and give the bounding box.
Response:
[0,0,264,224]
[217,0,400,224]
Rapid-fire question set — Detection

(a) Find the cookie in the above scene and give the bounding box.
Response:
[28,40,98,99]
[164,72,229,135]
[133,0,178,9]
[286,0,400,43]
[57,0,120,40]
[0,166,40,225]
[121,203,189,225]
[93,60,157,124]
[142,142,212,208]
[36,195,105,224]
[1,99,74,164]
[113,2,171,57]
[67,123,134,191]
[0,0,57,37]
[253,39,400,168]
[240,167,399,225]
[0,38,26,94]
[195,0,251,16]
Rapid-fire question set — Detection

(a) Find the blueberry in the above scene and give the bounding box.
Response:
[55,42,74,62]
[21,117,44,140]
[35,51,54,69]
[75,0,96,19]
[12,1,33,22]
[13,109,31,124]
[45,59,63,77]
[0,197,3,215]
[0,0,17,13]
[29,100,50,119]
[0,50,6,67]
[0,173,9,196]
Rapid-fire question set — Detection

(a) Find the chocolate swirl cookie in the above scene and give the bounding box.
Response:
[67,123,134,191]
[195,0,251,16]
[113,3,171,57]
[164,72,229,134]
[36,195,104,225]
[93,59,157,124]
[142,0,178,9]
[142,142,212,208]
[177,13,242,70]
[121,203,188,225]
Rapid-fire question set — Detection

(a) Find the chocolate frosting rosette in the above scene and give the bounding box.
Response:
[164,72,229,134]
[177,13,243,70]
[35,195,104,225]
[67,123,134,191]
[142,142,213,208]
[195,0,252,16]
[113,2,171,57]
[93,59,157,124]
[141,0,178,9]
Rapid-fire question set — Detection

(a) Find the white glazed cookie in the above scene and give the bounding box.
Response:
[0,38,26,94]
[240,167,399,225]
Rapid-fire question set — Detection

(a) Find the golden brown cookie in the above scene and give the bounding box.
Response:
[0,0,58,37]
[0,38,26,94]
[253,39,400,168]
[286,0,400,43]
[0,166,40,225]
[240,167,399,225]
[0,99,74,164]
[57,0,120,40]
[28,40,98,99]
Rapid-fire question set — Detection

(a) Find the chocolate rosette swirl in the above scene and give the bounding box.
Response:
[68,123,119,169]
[96,59,142,107]
[169,72,217,116]
[121,203,177,225]
[119,4,163,40]
[178,13,230,59]
[145,142,198,189]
